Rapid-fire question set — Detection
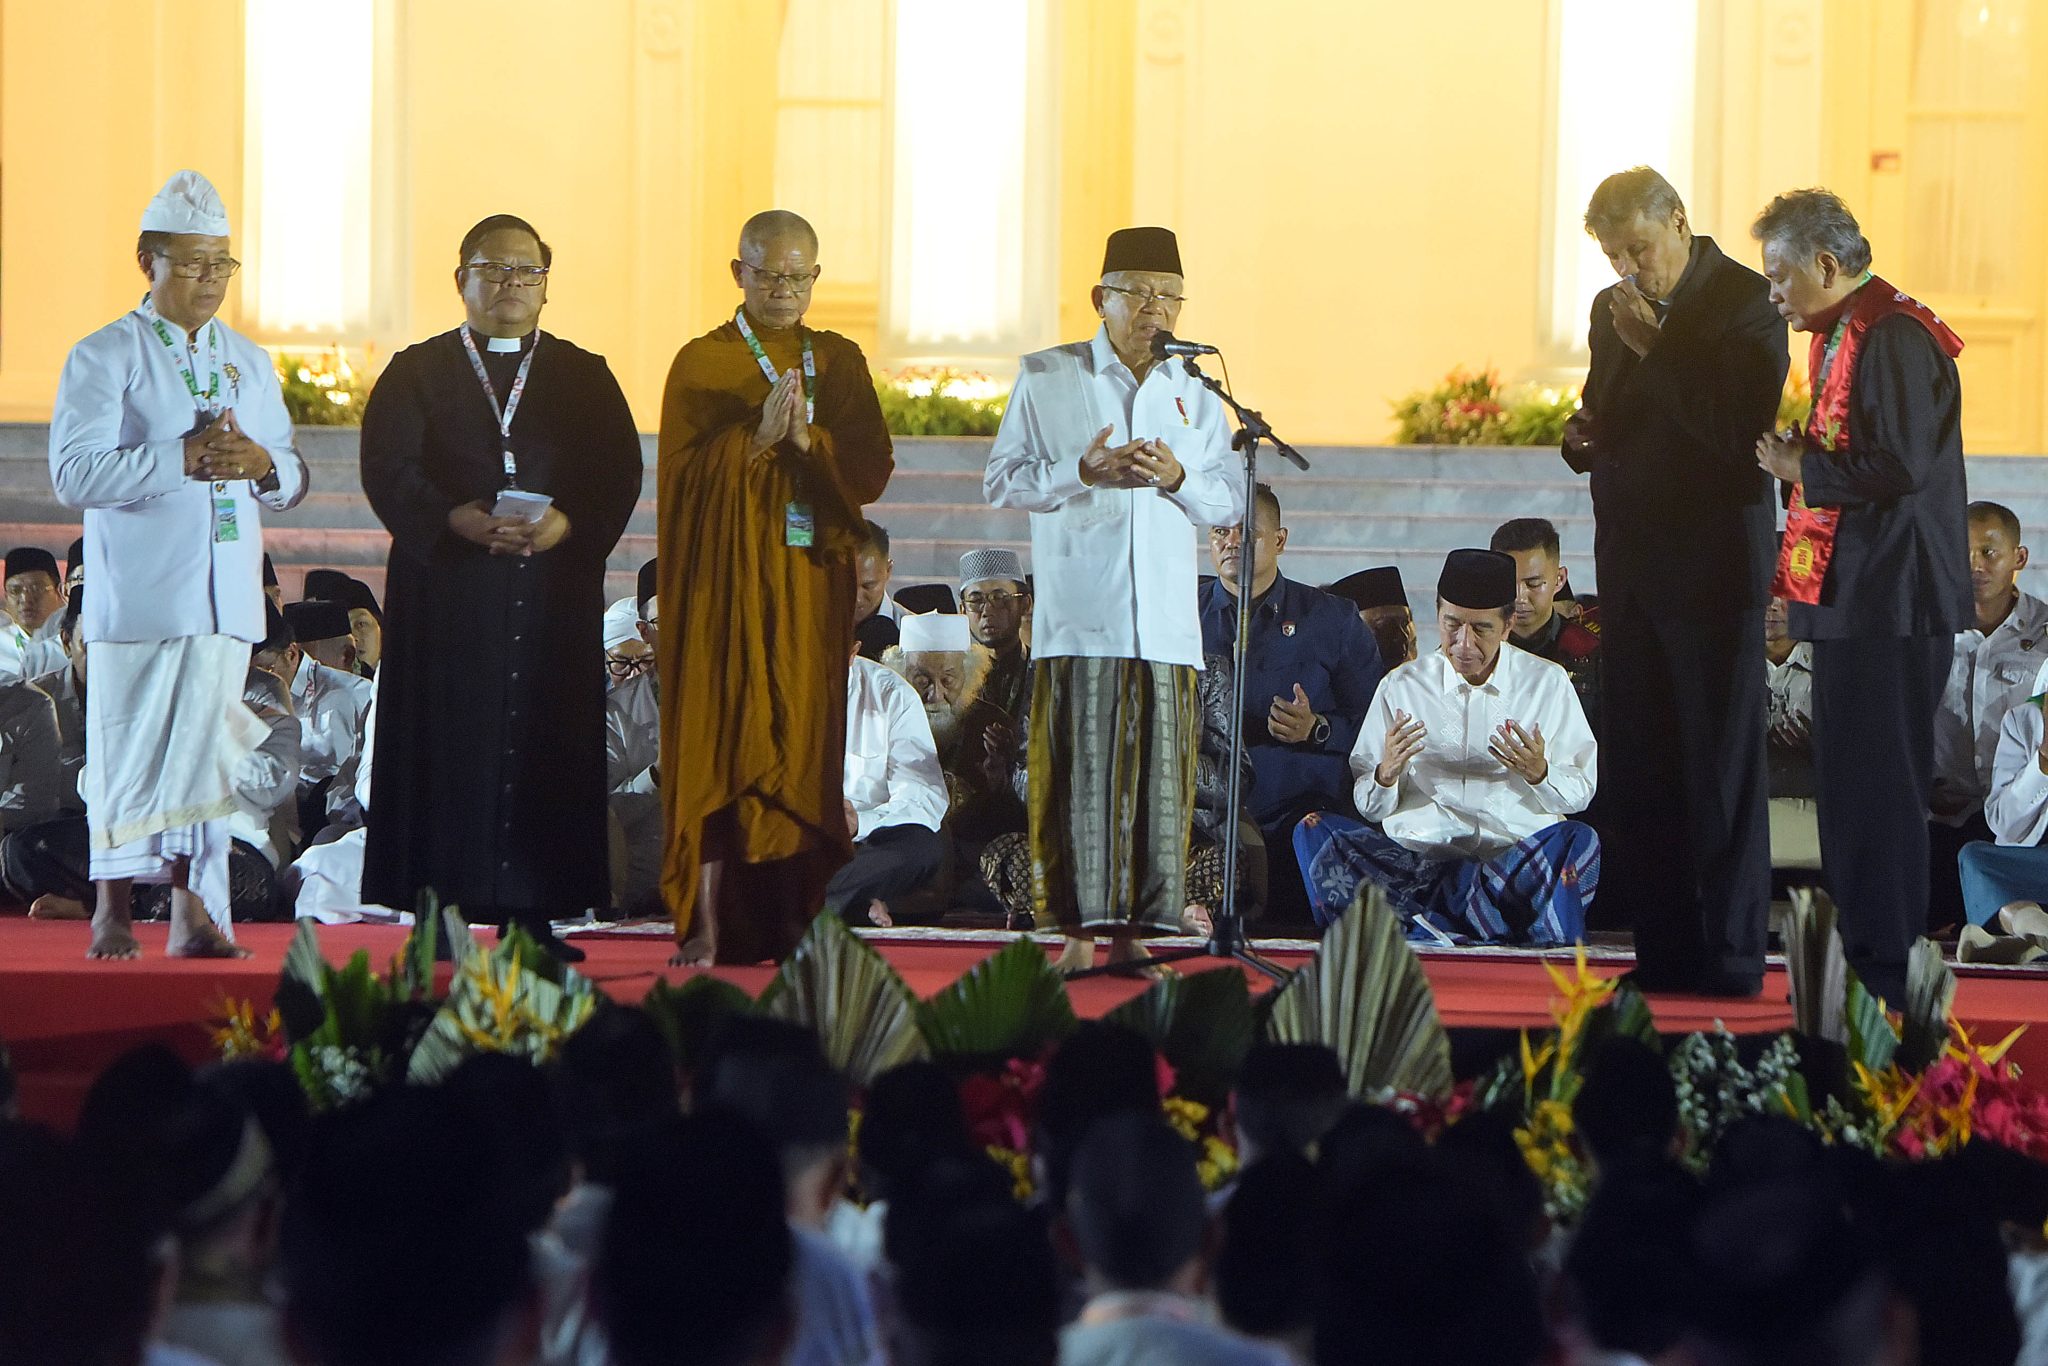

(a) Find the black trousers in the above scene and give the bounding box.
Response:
[825,823,947,921]
[1811,635,1950,1007]
[0,814,90,904]
[1928,810,1994,934]
[1600,596,1773,985]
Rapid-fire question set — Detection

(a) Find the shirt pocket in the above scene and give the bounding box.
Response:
[843,753,889,807]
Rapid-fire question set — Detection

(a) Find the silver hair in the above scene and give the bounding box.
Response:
[1583,167,1687,239]
[1750,188,1873,274]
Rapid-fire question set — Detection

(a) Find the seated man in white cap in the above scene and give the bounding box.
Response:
[49,169,306,958]
[607,558,664,915]
[1295,549,1600,946]
[833,616,949,926]
[947,549,1034,894]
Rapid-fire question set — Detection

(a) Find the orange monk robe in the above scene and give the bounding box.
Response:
[655,317,894,957]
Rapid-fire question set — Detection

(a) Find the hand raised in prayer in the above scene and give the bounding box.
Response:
[1079,425,1151,489]
[1756,428,1805,483]
[752,368,801,457]
[1608,277,1661,357]
[1131,439,1185,493]
[1489,719,1549,786]
[783,374,813,455]
[981,720,1020,791]
[1770,710,1811,752]
[844,798,860,838]
[1268,684,1320,744]
[185,409,273,483]
[1375,709,1426,787]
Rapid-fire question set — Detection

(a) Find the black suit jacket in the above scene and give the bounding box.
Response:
[1785,313,1971,640]
[1567,236,1790,614]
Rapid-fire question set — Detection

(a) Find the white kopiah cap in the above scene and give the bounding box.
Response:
[140,170,231,236]
[898,611,971,653]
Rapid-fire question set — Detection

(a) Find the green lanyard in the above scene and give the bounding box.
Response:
[734,309,814,423]
[142,296,222,411]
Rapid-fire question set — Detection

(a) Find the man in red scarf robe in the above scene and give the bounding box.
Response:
[1754,188,1971,1008]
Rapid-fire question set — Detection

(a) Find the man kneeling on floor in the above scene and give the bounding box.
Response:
[1293,548,1600,945]
[830,612,949,927]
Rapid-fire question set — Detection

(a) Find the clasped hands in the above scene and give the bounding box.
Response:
[1373,709,1548,787]
[1755,428,1806,482]
[183,409,274,484]
[1079,424,1183,491]
[751,367,813,461]
[448,501,571,557]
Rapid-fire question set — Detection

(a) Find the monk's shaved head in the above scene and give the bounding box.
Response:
[738,210,819,263]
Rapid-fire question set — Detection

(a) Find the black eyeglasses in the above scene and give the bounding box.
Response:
[606,651,653,681]
[465,260,550,286]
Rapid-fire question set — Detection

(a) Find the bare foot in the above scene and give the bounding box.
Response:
[670,913,715,968]
[166,889,252,959]
[29,895,89,921]
[1181,902,1214,937]
[1106,936,1171,979]
[866,900,894,929]
[1054,936,1096,973]
[87,916,141,961]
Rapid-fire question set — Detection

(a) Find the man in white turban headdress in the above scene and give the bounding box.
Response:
[48,169,307,958]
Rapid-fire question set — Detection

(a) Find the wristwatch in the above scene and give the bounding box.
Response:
[1310,714,1331,746]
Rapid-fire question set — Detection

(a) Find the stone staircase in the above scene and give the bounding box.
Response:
[7,423,2048,616]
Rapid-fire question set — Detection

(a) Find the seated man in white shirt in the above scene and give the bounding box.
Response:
[606,559,663,917]
[3,546,71,684]
[829,622,949,928]
[276,599,372,839]
[1958,658,2048,928]
[1929,500,2048,929]
[1294,549,1600,946]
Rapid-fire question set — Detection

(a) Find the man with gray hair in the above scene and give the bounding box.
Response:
[986,226,1241,970]
[1753,188,1969,1006]
[1563,165,1788,996]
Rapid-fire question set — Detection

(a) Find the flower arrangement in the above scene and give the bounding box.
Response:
[1389,366,1582,447]
[275,348,374,427]
[875,367,1009,437]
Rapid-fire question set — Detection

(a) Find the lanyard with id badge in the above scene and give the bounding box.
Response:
[145,298,240,543]
[459,324,554,525]
[735,309,816,549]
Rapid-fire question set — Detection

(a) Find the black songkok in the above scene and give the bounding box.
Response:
[1101,227,1183,278]
[1327,566,1408,612]
[1437,550,1517,612]
[303,569,381,624]
[637,559,658,618]
[283,599,352,645]
[4,547,58,582]
[261,599,292,653]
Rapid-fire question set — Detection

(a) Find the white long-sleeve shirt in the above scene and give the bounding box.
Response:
[1350,644,1598,862]
[984,327,1240,665]
[844,657,947,841]
[49,303,306,645]
[1932,591,2048,824]
[1984,673,2048,847]
[0,616,67,686]
[290,653,372,785]
[605,670,659,795]
[228,668,304,867]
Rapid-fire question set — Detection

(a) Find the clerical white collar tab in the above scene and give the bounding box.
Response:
[485,335,525,353]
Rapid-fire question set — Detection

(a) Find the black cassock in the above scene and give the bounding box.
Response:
[360,328,642,926]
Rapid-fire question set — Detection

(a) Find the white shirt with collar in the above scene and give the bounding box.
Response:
[289,653,372,784]
[844,656,947,841]
[1933,590,2048,824]
[985,326,1240,666]
[1350,643,1598,862]
[0,614,67,685]
[49,302,307,645]
[1766,641,1813,731]
[1984,663,2048,847]
[605,668,660,795]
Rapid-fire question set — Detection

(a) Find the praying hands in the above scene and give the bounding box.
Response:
[1489,719,1549,786]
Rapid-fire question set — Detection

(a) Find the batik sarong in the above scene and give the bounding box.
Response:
[1027,657,1198,932]
[1293,814,1598,947]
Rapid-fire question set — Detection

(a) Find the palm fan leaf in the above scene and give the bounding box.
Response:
[406,941,599,1084]
[757,913,928,1084]
[1262,884,1452,1100]
[440,903,479,969]
[275,918,331,1042]
[916,935,1077,1062]
[1104,967,1256,1106]
[1897,938,1957,1072]
[1783,886,1850,1044]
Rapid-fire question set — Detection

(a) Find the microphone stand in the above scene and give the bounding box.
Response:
[1066,354,1305,984]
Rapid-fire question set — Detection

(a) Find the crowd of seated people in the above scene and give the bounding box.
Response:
[4,1009,2044,1365]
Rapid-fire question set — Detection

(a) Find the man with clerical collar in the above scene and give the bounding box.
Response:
[985,226,1240,970]
[1293,550,1600,945]
[1489,517,1602,737]
[1327,566,1417,668]
[1565,166,1787,997]
[1925,501,2048,930]
[361,212,643,963]
[1198,482,1382,925]
[1754,188,1970,1007]
[658,210,895,965]
[49,170,308,959]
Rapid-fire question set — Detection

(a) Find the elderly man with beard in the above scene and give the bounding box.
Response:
[832,610,949,926]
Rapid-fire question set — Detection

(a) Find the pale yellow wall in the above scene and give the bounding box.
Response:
[3,0,2041,449]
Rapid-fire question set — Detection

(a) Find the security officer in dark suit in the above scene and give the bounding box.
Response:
[1752,189,1969,1008]
[1565,167,1789,996]
[1198,483,1383,926]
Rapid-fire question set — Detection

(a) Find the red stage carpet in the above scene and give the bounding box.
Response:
[4,918,2045,1128]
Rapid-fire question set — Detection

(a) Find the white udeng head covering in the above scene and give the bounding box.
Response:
[898,612,971,654]
[140,170,231,236]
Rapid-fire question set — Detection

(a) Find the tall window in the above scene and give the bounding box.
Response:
[1904,0,2031,298]
[773,0,890,330]
[242,0,381,339]
[1545,0,1700,352]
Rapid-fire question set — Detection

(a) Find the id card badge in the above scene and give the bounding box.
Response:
[213,497,240,544]
[784,501,815,549]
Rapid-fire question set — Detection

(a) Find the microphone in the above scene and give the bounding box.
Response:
[1150,330,1219,358]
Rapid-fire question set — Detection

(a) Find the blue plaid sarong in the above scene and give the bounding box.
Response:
[1292,814,1598,946]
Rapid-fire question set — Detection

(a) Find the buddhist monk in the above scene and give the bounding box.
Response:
[656,210,895,965]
